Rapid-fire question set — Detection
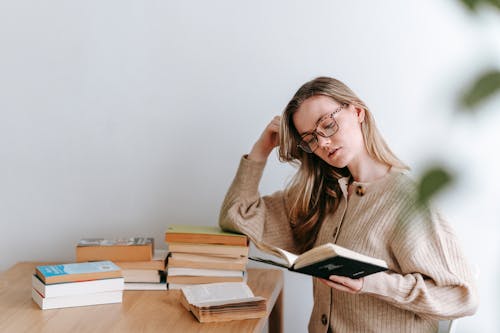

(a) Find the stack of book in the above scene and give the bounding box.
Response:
[76,237,167,290]
[117,249,168,290]
[32,261,124,310]
[165,225,249,290]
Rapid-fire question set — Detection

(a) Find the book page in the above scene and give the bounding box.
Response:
[274,248,299,266]
[251,241,298,267]
[194,296,266,308]
[181,282,257,307]
[293,243,388,270]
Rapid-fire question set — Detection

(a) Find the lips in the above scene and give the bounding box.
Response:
[328,148,340,157]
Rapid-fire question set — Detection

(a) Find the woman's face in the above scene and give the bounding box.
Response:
[292,95,366,169]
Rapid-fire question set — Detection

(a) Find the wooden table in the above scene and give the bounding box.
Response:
[0,262,284,333]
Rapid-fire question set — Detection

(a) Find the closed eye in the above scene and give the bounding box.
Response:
[322,121,335,130]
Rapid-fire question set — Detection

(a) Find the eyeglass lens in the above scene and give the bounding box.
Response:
[298,118,338,153]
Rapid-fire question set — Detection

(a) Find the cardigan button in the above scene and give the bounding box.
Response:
[321,314,328,325]
[355,185,365,196]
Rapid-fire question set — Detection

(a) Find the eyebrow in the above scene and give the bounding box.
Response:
[298,112,330,137]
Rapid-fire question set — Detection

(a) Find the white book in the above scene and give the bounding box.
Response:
[168,283,192,290]
[31,289,122,310]
[32,275,124,298]
[124,282,167,290]
[167,267,243,277]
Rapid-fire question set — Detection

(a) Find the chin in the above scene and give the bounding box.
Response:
[319,155,348,169]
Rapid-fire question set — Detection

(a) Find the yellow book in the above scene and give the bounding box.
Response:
[165,225,248,246]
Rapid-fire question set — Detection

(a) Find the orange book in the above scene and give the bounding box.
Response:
[115,249,167,270]
[165,225,248,246]
[167,242,248,258]
[76,237,154,262]
[167,253,247,271]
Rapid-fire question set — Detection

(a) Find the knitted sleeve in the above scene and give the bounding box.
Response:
[218,155,300,254]
[360,187,479,320]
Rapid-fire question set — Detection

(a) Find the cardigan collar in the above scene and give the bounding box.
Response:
[337,167,403,198]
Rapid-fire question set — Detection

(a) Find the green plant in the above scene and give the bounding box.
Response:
[416,1,499,205]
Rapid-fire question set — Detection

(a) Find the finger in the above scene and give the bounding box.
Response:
[329,275,352,285]
[320,278,356,293]
[269,121,280,129]
[329,275,362,292]
[268,122,280,132]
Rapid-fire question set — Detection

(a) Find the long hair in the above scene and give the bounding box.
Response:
[279,77,408,252]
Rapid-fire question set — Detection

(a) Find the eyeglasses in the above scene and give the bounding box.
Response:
[297,104,346,153]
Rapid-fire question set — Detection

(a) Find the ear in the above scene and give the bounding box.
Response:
[354,106,365,123]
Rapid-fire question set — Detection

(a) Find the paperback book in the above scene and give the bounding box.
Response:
[115,249,168,270]
[167,275,245,284]
[76,237,154,262]
[32,274,124,298]
[167,268,243,278]
[167,252,247,271]
[124,282,167,290]
[32,289,122,310]
[179,282,266,322]
[167,242,248,258]
[36,261,122,284]
[165,225,248,246]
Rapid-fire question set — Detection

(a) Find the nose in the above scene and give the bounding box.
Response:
[316,135,331,148]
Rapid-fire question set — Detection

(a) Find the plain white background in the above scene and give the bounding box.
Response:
[1,1,499,331]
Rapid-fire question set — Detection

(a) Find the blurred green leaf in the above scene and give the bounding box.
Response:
[460,70,500,110]
[459,0,500,11]
[417,166,454,206]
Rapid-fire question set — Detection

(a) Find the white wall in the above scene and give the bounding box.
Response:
[1,1,499,332]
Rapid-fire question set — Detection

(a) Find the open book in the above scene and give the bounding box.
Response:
[179,282,267,323]
[250,242,388,279]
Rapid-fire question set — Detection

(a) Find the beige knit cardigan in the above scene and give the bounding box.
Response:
[219,156,478,333]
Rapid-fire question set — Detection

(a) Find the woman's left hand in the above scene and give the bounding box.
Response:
[319,275,364,294]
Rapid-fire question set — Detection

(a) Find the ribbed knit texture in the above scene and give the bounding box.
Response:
[219,156,478,333]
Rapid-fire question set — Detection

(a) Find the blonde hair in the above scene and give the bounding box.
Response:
[279,77,408,252]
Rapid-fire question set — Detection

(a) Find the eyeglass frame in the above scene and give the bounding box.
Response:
[296,103,347,153]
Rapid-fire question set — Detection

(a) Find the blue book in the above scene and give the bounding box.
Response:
[36,261,122,285]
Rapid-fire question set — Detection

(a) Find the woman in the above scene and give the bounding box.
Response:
[219,76,478,332]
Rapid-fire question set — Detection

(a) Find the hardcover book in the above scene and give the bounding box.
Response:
[35,261,122,284]
[76,237,154,262]
[179,282,266,323]
[165,225,248,246]
[250,243,388,279]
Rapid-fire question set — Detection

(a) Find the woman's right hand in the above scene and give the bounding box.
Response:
[248,115,281,162]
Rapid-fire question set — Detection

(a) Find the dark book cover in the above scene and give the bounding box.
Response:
[291,256,388,279]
